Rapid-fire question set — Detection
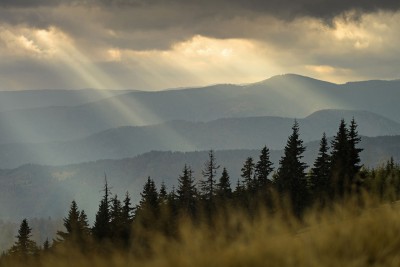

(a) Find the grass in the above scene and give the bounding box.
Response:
[3,197,400,267]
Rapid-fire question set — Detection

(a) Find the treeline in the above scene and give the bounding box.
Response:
[2,118,400,263]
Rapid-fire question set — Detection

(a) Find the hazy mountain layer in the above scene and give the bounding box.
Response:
[1,134,399,221]
[0,109,398,168]
[0,74,400,144]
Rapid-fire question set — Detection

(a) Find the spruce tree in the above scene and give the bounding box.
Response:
[159,182,168,204]
[310,133,331,203]
[216,167,232,200]
[254,146,274,190]
[330,119,350,198]
[241,157,255,192]
[110,195,123,242]
[348,118,363,185]
[9,219,38,258]
[200,150,220,201]
[120,192,134,246]
[177,165,197,218]
[56,200,90,245]
[92,179,112,241]
[274,120,308,216]
[135,177,159,229]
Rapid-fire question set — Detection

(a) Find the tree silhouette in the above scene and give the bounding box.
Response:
[216,167,232,200]
[9,219,38,258]
[92,178,112,241]
[200,150,220,201]
[241,157,255,192]
[310,133,331,204]
[177,165,197,218]
[254,146,274,190]
[56,200,90,247]
[274,120,308,216]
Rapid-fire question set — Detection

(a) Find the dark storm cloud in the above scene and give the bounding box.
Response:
[1,0,400,20]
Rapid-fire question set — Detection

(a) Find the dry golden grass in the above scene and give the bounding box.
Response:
[4,198,400,267]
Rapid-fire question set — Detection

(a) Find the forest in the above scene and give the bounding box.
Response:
[2,118,400,267]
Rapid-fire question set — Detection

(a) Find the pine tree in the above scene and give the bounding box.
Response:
[43,238,50,251]
[310,133,331,203]
[200,150,220,201]
[348,118,363,186]
[110,195,123,242]
[254,146,274,190]
[241,157,255,192]
[330,119,350,198]
[274,120,308,216]
[120,192,134,246]
[56,200,90,245]
[216,167,232,200]
[9,219,38,258]
[159,182,168,204]
[135,177,159,229]
[177,165,197,217]
[92,178,112,241]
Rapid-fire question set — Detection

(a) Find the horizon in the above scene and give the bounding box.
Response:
[0,73,399,92]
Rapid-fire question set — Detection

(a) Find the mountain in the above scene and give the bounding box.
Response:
[1,134,400,221]
[0,89,130,112]
[0,110,398,168]
[1,74,400,144]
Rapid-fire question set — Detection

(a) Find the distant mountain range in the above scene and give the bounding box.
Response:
[0,109,398,168]
[0,74,400,144]
[1,74,400,221]
[1,134,400,221]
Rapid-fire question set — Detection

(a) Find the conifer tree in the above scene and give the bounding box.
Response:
[9,219,38,258]
[135,177,159,229]
[43,238,50,251]
[110,195,123,242]
[92,178,112,241]
[177,165,197,217]
[120,192,134,246]
[57,200,90,245]
[310,133,331,203]
[241,157,255,192]
[200,150,220,201]
[348,118,363,183]
[330,119,351,197]
[254,146,274,190]
[216,167,232,200]
[159,182,168,204]
[274,120,308,216]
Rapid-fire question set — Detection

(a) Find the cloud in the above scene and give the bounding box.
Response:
[0,1,399,90]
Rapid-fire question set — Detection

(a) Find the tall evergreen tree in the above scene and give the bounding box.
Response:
[241,157,255,192]
[92,178,112,241]
[9,219,38,258]
[274,120,308,216]
[216,167,232,200]
[310,133,331,203]
[135,177,159,229]
[200,150,220,201]
[254,146,274,190]
[330,119,351,198]
[56,200,90,245]
[348,118,363,182]
[120,192,134,246]
[177,165,197,217]
[159,182,168,204]
[110,195,123,242]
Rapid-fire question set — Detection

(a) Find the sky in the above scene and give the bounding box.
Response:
[0,0,400,90]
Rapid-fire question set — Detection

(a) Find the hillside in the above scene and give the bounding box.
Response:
[0,110,397,168]
[1,134,399,221]
[0,75,400,144]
